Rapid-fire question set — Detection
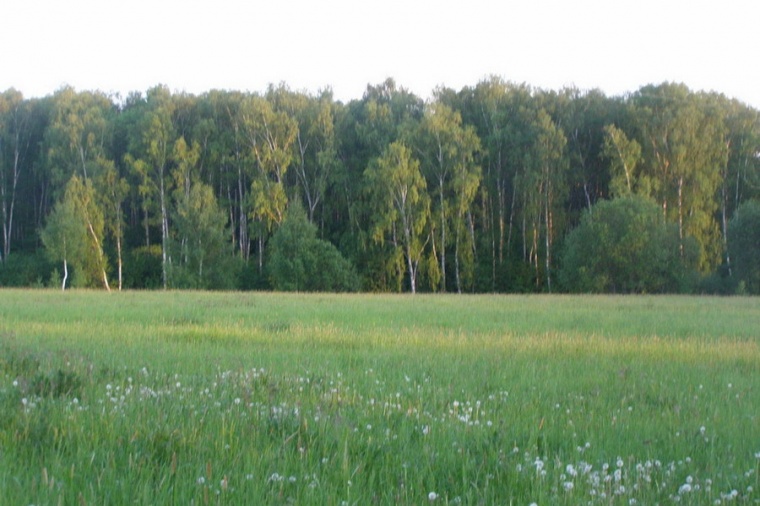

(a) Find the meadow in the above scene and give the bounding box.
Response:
[0,290,757,505]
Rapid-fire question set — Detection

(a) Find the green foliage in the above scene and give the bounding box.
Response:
[267,203,359,292]
[728,199,760,293]
[171,182,237,289]
[124,245,163,289]
[0,251,52,287]
[560,196,697,293]
[2,82,760,292]
[364,142,430,293]
[41,176,110,289]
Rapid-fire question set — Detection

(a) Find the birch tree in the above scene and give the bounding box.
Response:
[365,142,430,293]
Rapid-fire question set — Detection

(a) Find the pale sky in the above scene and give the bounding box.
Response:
[3,0,759,107]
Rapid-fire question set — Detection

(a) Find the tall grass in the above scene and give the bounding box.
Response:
[0,290,757,504]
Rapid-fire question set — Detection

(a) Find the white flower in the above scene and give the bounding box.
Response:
[428,491,438,501]
[197,477,205,485]
[563,481,574,492]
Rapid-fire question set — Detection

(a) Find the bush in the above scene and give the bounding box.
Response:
[267,203,360,292]
[0,251,53,287]
[559,196,697,293]
[728,199,760,294]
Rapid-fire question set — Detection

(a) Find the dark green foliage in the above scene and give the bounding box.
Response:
[728,199,760,294]
[124,245,163,289]
[0,251,52,287]
[559,196,697,293]
[267,203,359,292]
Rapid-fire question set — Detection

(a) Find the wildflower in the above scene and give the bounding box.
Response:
[616,457,624,468]
[566,464,577,477]
[197,477,206,485]
[428,491,438,501]
[563,481,574,492]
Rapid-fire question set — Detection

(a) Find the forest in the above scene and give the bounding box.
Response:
[0,78,759,293]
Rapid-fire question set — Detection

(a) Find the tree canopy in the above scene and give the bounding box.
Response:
[1,79,758,293]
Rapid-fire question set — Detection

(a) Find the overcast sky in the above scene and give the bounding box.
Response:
[3,0,758,107]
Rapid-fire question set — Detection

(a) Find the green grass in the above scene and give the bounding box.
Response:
[0,290,758,504]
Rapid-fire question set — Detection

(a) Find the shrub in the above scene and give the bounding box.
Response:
[728,199,760,294]
[559,195,697,293]
[267,203,360,292]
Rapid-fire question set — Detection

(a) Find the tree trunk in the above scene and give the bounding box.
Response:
[1,141,22,262]
[85,221,111,292]
[721,176,732,276]
[677,175,684,258]
[454,221,461,294]
[62,258,68,291]
[160,171,168,289]
[545,187,552,293]
[439,178,446,292]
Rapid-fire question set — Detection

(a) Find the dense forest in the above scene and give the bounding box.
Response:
[1,78,759,293]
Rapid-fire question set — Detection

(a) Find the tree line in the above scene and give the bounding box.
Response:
[1,78,759,293]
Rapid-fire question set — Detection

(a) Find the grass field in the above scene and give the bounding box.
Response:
[0,290,758,504]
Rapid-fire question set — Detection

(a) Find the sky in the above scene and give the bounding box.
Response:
[2,0,759,107]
